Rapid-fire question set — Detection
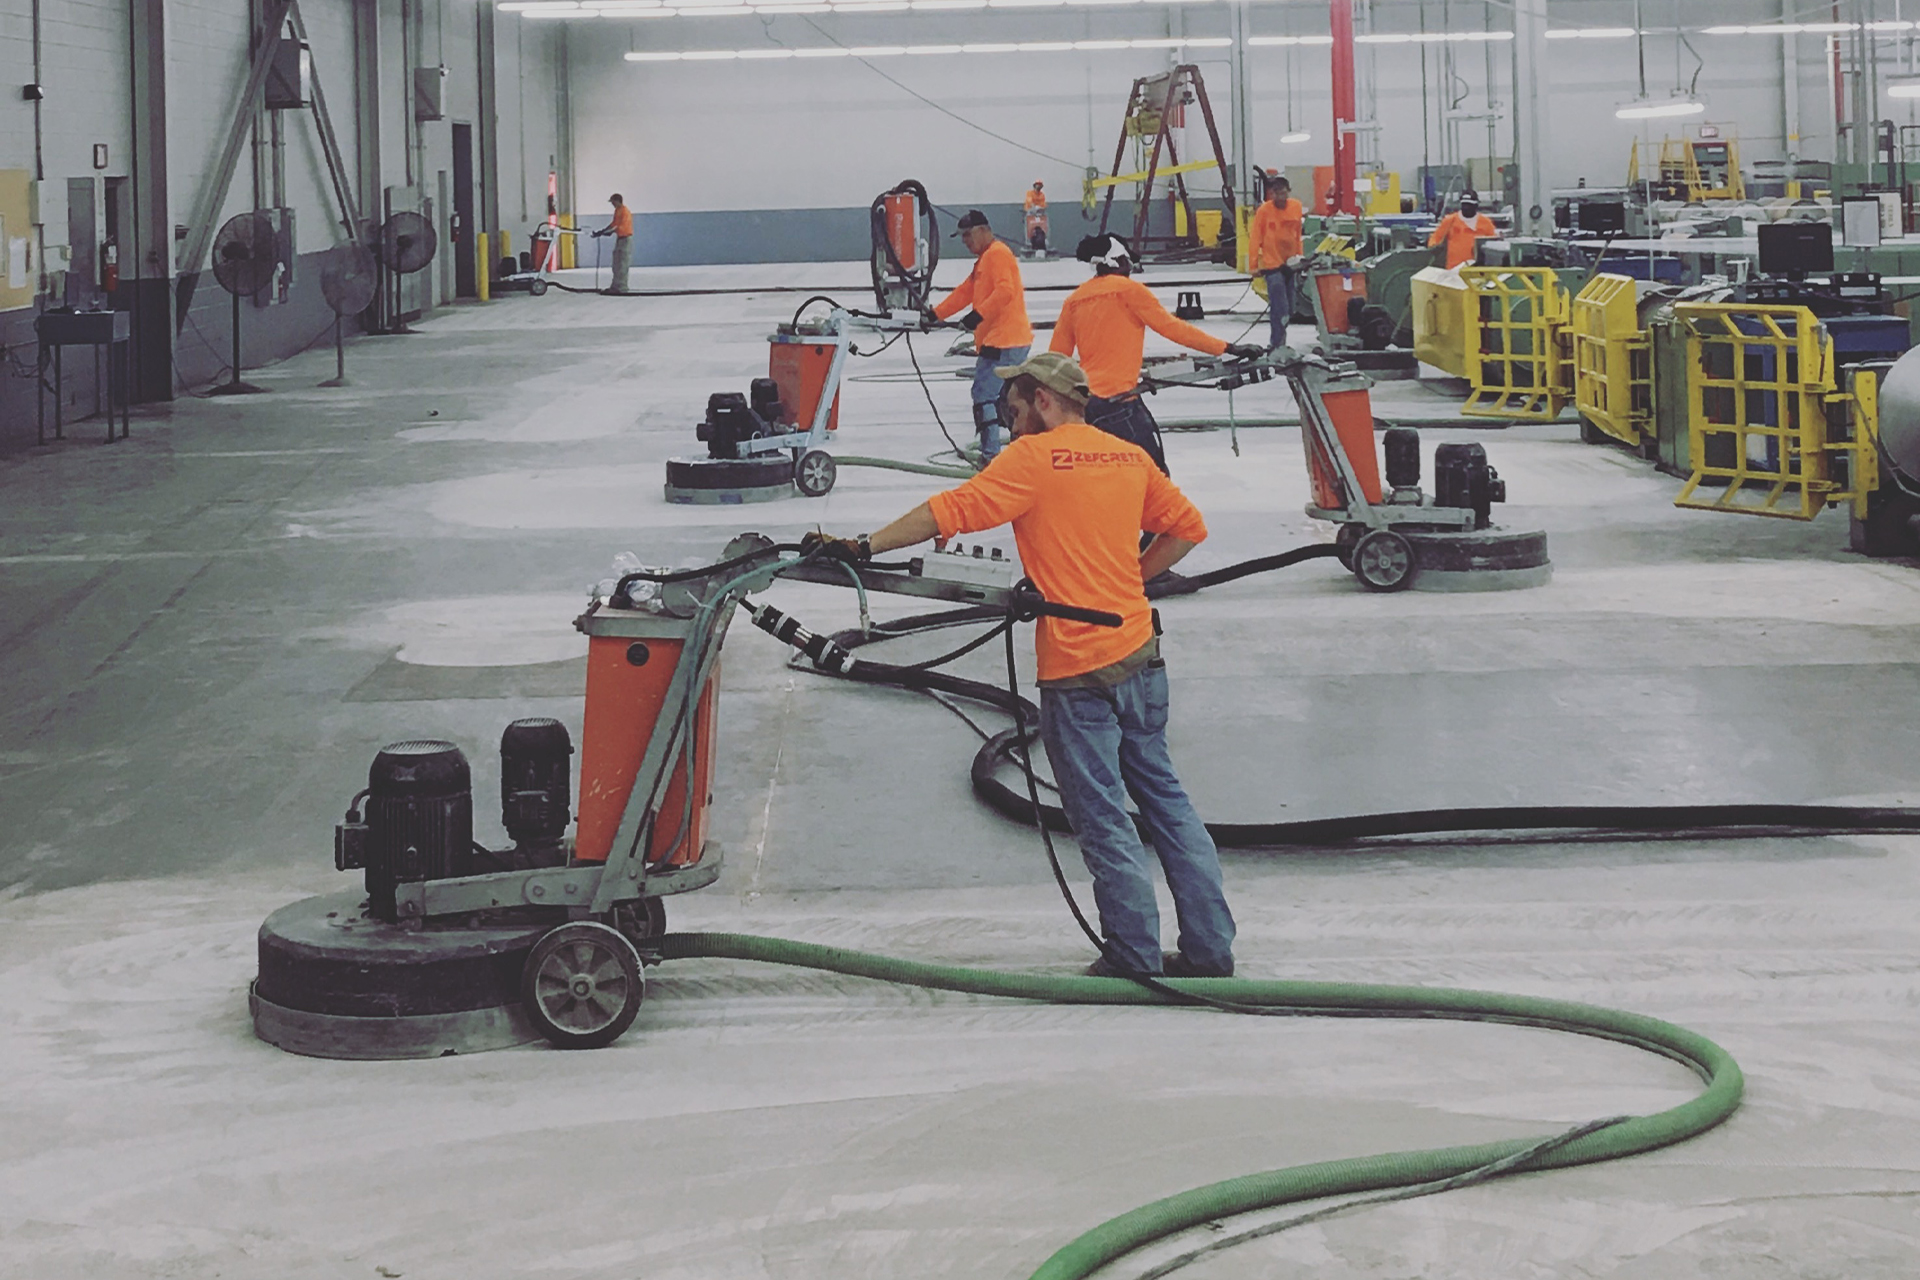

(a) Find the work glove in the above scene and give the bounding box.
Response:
[799,531,871,565]
[919,307,938,331]
[960,310,984,332]
[1226,343,1267,359]
[1285,255,1306,270]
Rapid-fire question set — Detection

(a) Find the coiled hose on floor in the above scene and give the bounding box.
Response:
[657,931,1744,1280]
[800,545,1920,847]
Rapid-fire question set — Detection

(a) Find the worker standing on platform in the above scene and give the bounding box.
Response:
[1248,175,1305,350]
[1051,233,1264,473]
[932,209,1033,463]
[1429,191,1497,270]
[799,351,1236,980]
[1024,182,1050,255]
[591,193,635,294]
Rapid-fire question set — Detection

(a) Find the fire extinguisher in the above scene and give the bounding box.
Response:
[102,242,119,294]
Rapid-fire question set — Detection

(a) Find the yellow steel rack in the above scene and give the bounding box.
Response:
[1671,303,1878,521]
[1461,266,1572,421]
[1571,274,1654,449]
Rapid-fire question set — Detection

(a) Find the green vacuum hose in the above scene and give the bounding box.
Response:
[833,454,977,480]
[658,931,1744,1280]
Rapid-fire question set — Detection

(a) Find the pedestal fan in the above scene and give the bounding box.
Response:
[372,211,438,335]
[208,212,279,395]
[317,242,378,387]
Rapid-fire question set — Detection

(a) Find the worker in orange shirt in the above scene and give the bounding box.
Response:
[590,193,634,294]
[1247,174,1306,348]
[800,351,1236,979]
[1051,233,1264,473]
[1023,181,1049,255]
[932,209,1033,463]
[1429,191,1496,270]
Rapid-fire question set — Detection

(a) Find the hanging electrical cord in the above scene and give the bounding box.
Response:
[904,331,977,467]
[799,18,1081,172]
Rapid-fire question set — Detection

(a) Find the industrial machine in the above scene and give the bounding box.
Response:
[250,537,1120,1059]
[1628,130,1746,203]
[664,181,945,504]
[1143,348,1549,592]
[1565,211,1913,547]
[494,221,581,296]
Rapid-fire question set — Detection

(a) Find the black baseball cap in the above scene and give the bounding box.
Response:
[952,209,991,236]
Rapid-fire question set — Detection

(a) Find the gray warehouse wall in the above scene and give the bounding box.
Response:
[0,0,568,458]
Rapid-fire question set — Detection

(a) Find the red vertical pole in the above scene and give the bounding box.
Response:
[1330,0,1357,214]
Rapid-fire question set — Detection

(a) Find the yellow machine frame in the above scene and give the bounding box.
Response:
[1627,134,1745,202]
[1671,303,1879,521]
[1460,266,1573,421]
[1571,274,1653,448]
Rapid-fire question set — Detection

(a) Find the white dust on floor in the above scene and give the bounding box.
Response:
[2,847,1918,1280]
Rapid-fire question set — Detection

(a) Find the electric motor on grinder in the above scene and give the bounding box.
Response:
[251,537,1116,1059]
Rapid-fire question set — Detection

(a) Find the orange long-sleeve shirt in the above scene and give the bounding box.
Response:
[933,240,1033,349]
[926,422,1208,681]
[1429,211,1495,269]
[610,205,634,237]
[1248,197,1305,272]
[1047,274,1229,399]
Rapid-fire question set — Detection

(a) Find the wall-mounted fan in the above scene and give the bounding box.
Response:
[208,211,279,395]
[372,211,438,335]
[317,241,378,387]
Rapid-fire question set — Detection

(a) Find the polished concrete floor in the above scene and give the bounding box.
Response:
[2,261,1918,1278]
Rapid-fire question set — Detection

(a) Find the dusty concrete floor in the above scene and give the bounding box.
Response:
[2,260,1918,1279]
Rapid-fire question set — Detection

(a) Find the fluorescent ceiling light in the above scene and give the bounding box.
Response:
[1280,131,1311,144]
[1890,76,1920,99]
[1706,21,1912,34]
[1547,27,1636,40]
[627,34,1258,60]
[1615,97,1707,120]
[1246,35,1334,46]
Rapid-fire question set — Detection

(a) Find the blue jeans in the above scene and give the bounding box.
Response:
[971,343,1028,461]
[1039,662,1235,975]
[1262,268,1297,348]
[1087,393,1168,475]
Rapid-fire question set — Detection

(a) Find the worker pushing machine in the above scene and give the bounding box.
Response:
[1248,174,1306,350]
[592,193,635,294]
[1051,233,1264,473]
[1429,191,1496,270]
[932,209,1033,463]
[1024,181,1049,255]
[803,351,1237,979]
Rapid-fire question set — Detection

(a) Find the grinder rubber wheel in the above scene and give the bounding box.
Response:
[1351,529,1416,592]
[794,449,837,497]
[521,921,645,1049]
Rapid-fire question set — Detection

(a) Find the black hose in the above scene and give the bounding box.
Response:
[762,543,1920,849]
[1147,544,1344,596]
[968,728,1920,845]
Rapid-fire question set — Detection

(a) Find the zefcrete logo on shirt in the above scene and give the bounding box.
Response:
[1051,447,1138,470]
